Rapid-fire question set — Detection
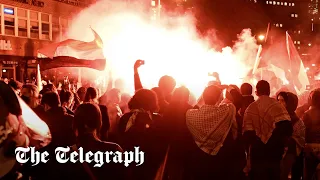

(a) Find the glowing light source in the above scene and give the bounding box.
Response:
[258,35,265,41]
[306,67,310,71]
[2,69,6,73]
[308,43,312,46]
[312,64,315,67]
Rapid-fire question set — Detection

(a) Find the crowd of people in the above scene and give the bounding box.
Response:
[1,59,320,180]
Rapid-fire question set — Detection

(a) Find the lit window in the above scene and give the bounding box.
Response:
[295,14,298,17]
[298,30,301,34]
[281,2,283,5]
[289,3,291,6]
[266,1,269,4]
[4,7,14,15]
[273,1,276,5]
[294,41,297,44]
[18,8,27,37]
[291,14,295,17]
[292,3,294,6]
[280,24,283,27]
[151,0,156,6]
[276,23,279,27]
[277,2,280,5]
[284,2,287,6]
[297,41,300,44]
[4,6,15,36]
[297,46,300,49]
[269,1,272,3]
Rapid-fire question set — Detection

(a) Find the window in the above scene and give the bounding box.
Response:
[295,14,298,17]
[273,1,276,5]
[4,6,15,36]
[18,8,27,37]
[52,16,60,41]
[281,2,283,5]
[284,2,287,6]
[298,30,301,34]
[1,5,52,40]
[41,13,50,40]
[291,14,294,17]
[30,11,39,39]
[266,1,268,4]
[294,41,297,44]
[292,3,294,6]
[289,3,291,6]
[297,41,300,44]
[276,23,279,27]
[151,0,156,6]
[280,24,283,27]
[277,2,280,5]
[4,7,14,15]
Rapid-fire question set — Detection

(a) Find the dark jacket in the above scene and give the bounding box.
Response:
[77,134,127,180]
[43,106,76,147]
[118,112,167,180]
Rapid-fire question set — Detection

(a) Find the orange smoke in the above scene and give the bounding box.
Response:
[65,1,259,98]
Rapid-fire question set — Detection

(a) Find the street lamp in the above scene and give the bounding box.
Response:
[258,35,265,41]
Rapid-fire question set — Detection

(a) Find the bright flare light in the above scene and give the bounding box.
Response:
[258,35,265,41]
[66,2,259,98]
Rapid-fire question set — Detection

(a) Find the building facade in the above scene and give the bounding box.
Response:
[0,0,92,82]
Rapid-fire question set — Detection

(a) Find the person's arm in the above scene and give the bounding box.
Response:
[134,60,144,91]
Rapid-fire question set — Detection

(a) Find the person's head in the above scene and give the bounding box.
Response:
[8,79,23,96]
[59,90,74,109]
[1,76,9,84]
[77,87,87,102]
[203,85,223,105]
[277,92,288,108]
[158,75,176,96]
[84,87,98,103]
[277,91,298,113]
[41,92,60,111]
[74,103,102,138]
[128,89,158,112]
[21,84,39,109]
[172,86,190,104]
[240,83,253,96]
[308,88,320,106]
[255,80,270,96]
[151,87,165,102]
[107,88,121,104]
[43,84,57,94]
[311,90,320,109]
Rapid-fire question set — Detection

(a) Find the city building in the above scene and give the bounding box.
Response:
[0,0,93,82]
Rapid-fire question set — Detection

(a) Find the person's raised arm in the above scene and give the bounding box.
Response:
[134,60,144,91]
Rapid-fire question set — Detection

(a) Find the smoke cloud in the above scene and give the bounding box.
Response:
[64,0,259,98]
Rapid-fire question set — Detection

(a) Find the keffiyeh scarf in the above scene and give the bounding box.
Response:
[186,103,237,156]
[243,96,291,144]
[125,109,153,132]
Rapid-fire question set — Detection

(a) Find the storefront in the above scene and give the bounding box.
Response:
[0,35,50,82]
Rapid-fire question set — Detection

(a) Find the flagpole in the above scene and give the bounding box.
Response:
[37,64,43,92]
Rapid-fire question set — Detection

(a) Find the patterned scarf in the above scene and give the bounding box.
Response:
[125,109,153,132]
[186,103,237,156]
[243,96,291,144]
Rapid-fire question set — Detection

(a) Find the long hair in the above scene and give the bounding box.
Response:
[128,89,159,112]
[84,87,98,103]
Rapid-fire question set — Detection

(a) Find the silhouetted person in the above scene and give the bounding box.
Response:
[243,80,293,180]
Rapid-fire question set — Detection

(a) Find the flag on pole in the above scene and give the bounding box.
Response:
[285,31,309,93]
[38,28,103,59]
[38,28,106,71]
